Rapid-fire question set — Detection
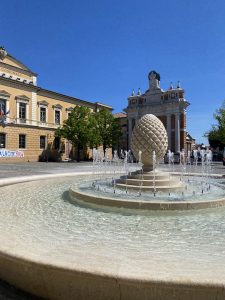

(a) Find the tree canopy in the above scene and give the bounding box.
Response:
[205,101,225,149]
[90,109,122,153]
[55,106,91,161]
[55,107,122,161]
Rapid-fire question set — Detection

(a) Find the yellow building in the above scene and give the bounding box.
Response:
[0,46,112,162]
[114,112,128,152]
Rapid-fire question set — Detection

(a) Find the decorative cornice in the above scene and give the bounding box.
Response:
[0,61,37,76]
[66,107,74,111]
[0,75,111,110]
[16,95,30,102]
[38,100,49,106]
[0,76,37,92]
[0,90,10,98]
[52,104,63,110]
[94,102,113,110]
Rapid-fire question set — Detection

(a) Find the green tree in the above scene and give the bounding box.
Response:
[88,113,102,149]
[205,101,225,149]
[90,109,122,153]
[55,106,91,162]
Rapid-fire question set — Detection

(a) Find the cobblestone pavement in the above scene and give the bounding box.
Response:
[0,161,224,299]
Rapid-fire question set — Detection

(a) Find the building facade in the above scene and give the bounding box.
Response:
[125,70,190,153]
[0,47,112,162]
[113,112,128,152]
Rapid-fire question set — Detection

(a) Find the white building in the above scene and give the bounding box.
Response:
[125,70,190,152]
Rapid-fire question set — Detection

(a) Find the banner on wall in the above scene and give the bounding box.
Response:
[0,150,24,158]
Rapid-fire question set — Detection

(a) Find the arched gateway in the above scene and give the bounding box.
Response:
[125,71,190,152]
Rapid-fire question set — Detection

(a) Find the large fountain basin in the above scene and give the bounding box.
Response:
[1,173,225,300]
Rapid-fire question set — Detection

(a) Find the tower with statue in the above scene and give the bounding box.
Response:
[125,70,190,153]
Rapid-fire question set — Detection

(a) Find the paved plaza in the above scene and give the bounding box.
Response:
[0,161,93,178]
[0,161,225,299]
[0,160,225,178]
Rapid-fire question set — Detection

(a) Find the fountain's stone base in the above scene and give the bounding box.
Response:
[1,250,225,300]
[69,187,225,211]
[116,169,184,192]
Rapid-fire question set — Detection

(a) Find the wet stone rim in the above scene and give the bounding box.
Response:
[69,186,225,211]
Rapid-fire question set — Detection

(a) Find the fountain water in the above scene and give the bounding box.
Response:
[69,115,225,212]
[115,114,183,193]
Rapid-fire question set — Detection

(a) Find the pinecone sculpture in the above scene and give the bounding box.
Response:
[131,114,168,170]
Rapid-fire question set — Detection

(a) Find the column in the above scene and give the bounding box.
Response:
[26,103,29,124]
[180,112,186,150]
[31,91,37,126]
[175,113,180,152]
[166,114,171,150]
[128,118,132,149]
[16,101,19,123]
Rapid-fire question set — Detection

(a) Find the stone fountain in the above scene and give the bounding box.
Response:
[68,113,225,211]
[116,114,183,191]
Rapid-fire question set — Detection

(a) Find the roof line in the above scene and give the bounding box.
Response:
[0,76,112,110]
[38,87,112,109]
[0,59,37,76]
[7,53,37,75]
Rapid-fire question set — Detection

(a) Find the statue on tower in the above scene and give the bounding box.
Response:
[148,70,160,90]
[0,46,7,61]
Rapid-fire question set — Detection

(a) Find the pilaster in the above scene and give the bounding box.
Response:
[175,113,180,152]
[128,118,132,149]
[166,114,171,150]
[31,92,37,125]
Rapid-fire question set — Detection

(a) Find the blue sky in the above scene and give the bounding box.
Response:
[1,0,225,144]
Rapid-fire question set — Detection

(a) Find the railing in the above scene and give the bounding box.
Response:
[3,117,61,129]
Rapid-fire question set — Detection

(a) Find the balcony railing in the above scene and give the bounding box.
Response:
[18,118,26,124]
[3,117,61,129]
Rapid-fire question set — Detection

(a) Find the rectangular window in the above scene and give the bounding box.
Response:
[0,133,6,148]
[19,134,26,149]
[40,107,46,123]
[40,136,46,149]
[19,102,26,122]
[55,110,60,124]
[0,99,6,115]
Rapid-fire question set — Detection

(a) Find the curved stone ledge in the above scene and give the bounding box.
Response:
[69,187,225,211]
[1,249,225,300]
